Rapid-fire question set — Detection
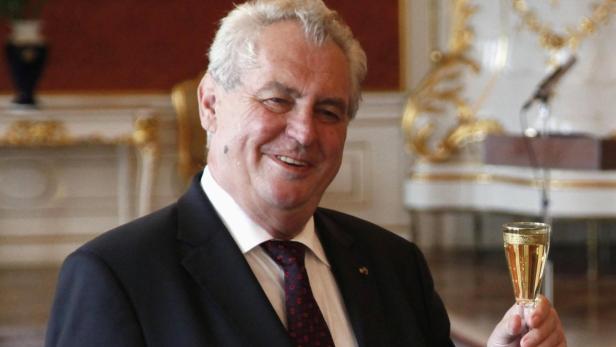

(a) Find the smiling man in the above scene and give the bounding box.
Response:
[46,1,566,347]
[200,19,352,240]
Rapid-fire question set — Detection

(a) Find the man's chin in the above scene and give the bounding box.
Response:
[265,191,318,212]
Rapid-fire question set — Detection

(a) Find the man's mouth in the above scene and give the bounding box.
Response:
[276,155,309,167]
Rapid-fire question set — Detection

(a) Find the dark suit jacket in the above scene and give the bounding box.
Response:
[45,176,454,347]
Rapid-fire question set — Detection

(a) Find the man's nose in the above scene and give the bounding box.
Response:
[286,107,316,146]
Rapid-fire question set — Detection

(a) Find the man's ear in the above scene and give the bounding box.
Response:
[198,73,217,133]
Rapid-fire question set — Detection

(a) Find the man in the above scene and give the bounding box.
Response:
[46,1,566,346]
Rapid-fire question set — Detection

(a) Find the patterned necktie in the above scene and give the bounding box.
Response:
[261,240,335,347]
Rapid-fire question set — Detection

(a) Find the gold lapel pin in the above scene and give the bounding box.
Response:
[358,266,369,276]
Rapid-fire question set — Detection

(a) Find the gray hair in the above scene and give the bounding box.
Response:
[207,0,367,118]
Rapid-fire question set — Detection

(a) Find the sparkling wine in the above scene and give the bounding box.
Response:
[503,222,550,306]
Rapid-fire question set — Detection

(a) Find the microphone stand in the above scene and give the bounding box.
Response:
[535,99,552,226]
[535,99,554,304]
[520,56,576,305]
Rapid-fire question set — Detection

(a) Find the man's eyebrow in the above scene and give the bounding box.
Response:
[316,98,348,114]
[255,81,301,98]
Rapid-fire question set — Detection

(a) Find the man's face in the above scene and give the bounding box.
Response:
[201,20,352,234]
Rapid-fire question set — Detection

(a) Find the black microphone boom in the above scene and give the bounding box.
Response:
[522,55,577,111]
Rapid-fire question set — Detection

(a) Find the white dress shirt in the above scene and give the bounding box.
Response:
[201,167,357,347]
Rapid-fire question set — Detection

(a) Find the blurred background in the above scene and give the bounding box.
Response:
[1,0,615,346]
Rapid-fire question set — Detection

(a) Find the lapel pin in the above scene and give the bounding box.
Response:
[358,266,369,276]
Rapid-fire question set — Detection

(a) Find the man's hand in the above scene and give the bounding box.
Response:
[486,295,566,347]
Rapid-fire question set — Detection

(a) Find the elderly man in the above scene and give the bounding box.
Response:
[46,1,566,346]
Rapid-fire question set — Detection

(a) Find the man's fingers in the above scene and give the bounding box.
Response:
[535,328,566,347]
[523,317,566,347]
[487,304,528,347]
[508,313,525,336]
[490,296,567,347]
[521,306,566,347]
[527,295,549,327]
[502,304,527,337]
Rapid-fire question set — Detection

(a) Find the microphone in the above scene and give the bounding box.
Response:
[522,55,577,111]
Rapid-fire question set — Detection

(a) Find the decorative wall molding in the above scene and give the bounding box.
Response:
[0,92,411,265]
[0,159,57,205]
[322,140,372,207]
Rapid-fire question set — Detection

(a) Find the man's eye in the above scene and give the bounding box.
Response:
[316,108,343,123]
[262,98,293,112]
[266,98,288,104]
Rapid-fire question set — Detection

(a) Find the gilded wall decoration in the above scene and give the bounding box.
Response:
[511,0,616,54]
[402,0,504,162]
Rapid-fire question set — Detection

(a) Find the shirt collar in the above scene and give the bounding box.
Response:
[200,167,330,266]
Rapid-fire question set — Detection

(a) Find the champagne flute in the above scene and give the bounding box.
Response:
[502,222,550,308]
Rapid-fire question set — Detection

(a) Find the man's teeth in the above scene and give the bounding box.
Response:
[277,155,307,166]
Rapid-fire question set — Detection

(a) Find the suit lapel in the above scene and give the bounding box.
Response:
[314,211,391,347]
[315,210,428,347]
[177,177,292,347]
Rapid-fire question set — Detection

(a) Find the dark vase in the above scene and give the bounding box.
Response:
[5,42,48,106]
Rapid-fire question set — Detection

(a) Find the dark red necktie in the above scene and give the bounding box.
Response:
[261,240,335,347]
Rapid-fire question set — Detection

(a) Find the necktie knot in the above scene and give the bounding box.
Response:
[261,240,306,269]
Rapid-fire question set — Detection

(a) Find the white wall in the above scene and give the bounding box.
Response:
[0,92,413,266]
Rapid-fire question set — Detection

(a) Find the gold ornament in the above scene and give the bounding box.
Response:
[3,120,70,146]
[0,116,158,150]
[511,0,616,52]
[401,0,504,162]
